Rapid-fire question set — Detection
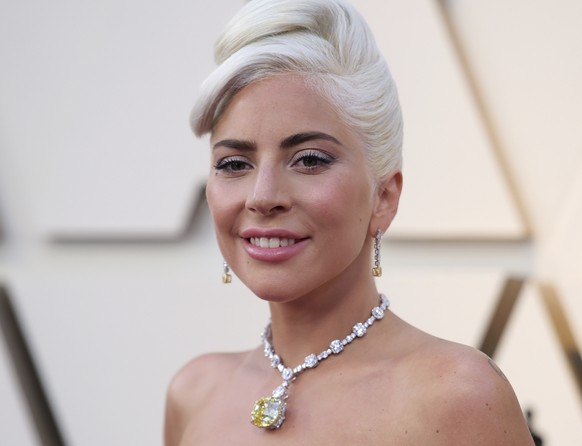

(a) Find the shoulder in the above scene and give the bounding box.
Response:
[410,340,533,445]
[169,351,243,389]
[163,351,248,446]
[166,352,239,404]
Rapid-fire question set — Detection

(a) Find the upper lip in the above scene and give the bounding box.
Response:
[239,228,307,240]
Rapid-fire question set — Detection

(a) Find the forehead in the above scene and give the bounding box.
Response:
[211,76,360,147]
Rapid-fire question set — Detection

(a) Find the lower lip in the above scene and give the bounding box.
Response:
[242,238,309,262]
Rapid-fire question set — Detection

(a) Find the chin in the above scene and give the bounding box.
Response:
[243,279,303,304]
[235,269,295,301]
[249,287,295,303]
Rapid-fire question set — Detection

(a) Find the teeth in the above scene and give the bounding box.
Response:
[250,237,297,248]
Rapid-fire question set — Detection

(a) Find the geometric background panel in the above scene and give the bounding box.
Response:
[0,0,243,240]
[354,0,527,240]
[540,162,582,336]
[495,283,582,445]
[445,0,582,238]
[0,338,36,446]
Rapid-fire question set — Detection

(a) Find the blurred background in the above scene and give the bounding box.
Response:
[0,0,580,444]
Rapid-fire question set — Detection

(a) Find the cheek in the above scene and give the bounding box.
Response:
[307,176,373,227]
[206,181,237,233]
[205,182,220,220]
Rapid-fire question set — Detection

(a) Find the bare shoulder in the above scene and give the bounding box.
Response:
[164,351,249,446]
[167,351,242,405]
[408,337,534,445]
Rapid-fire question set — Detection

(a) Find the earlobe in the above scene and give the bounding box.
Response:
[370,171,403,235]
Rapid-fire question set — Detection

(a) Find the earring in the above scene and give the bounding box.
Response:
[222,261,232,284]
[372,230,382,277]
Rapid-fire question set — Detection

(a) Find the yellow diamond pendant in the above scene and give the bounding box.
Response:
[251,396,286,429]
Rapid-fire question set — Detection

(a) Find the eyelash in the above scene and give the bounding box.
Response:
[213,150,335,175]
[213,156,251,173]
[292,150,335,170]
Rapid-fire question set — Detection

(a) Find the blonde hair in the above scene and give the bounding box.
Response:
[191,0,403,179]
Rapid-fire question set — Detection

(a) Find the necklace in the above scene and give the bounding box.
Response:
[250,293,390,430]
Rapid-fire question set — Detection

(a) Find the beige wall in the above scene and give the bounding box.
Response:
[0,0,580,444]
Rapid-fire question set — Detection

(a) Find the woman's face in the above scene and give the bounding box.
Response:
[207,76,394,302]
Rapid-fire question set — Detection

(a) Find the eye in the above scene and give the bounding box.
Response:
[292,150,335,173]
[213,156,252,175]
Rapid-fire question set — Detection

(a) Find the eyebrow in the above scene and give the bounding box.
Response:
[212,139,256,151]
[212,131,343,152]
[280,131,343,149]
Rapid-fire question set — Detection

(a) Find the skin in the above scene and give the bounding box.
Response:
[164,76,534,445]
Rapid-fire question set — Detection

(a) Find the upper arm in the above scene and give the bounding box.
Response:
[163,354,223,446]
[164,371,188,446]
[430,352,534,445]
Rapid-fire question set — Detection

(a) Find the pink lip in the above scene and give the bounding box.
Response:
[239,228,309,263]
[239,228,305,239]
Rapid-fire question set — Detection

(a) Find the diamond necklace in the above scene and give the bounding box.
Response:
[250,293,390,430]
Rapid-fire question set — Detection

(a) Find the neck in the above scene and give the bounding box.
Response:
[266,279,381,367]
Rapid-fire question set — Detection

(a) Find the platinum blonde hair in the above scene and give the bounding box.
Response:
[191,0,403,179]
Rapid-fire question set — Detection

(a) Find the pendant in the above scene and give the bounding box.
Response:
[251,384,288,429]
[251,396,286,429]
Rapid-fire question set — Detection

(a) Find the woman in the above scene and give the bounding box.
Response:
[165,0,534,444]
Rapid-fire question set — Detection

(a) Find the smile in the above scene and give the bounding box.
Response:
[249,237,297,248]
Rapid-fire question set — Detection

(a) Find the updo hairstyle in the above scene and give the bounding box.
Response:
[191,0,403,180]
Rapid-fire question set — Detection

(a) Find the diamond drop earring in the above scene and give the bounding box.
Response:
[222,261,232,284]
[372,230,382,277]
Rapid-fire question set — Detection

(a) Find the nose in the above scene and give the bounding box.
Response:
[246,166,291,216]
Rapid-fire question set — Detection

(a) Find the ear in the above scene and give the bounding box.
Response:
[369,171,403,236]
